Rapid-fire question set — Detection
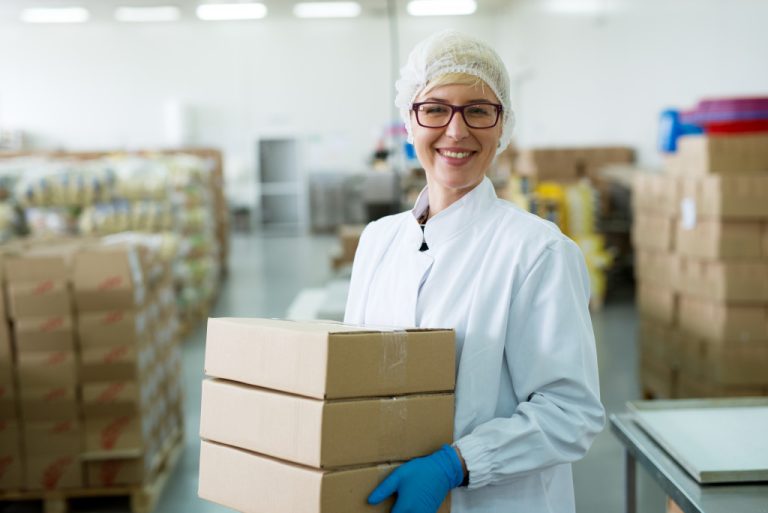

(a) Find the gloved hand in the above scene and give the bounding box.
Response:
[368,444,465,513]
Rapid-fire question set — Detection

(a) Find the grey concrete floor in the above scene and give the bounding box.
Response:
[1,232,667,512]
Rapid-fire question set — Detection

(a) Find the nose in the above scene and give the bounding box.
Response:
[445,109,470,140]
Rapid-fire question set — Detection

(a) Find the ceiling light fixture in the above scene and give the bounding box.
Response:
[196,2,267,21]
[115,6,181,22]
[407,0,476,16]
[293,2,361,18]
[20,7,90,23]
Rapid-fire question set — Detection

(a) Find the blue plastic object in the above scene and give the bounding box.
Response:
[659,109,704,153]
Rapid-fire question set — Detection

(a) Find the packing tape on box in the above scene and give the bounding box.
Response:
[380,330,408,389]
[379,398,408,461]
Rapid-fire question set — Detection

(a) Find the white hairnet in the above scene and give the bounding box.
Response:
[395,30,514,155]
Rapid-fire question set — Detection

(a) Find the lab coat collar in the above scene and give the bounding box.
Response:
[409,177,497,250]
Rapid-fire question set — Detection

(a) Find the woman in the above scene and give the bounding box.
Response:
[345,31,605,513]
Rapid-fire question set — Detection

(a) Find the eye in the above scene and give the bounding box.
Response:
[465,105,494,117]
[422,104,450,115]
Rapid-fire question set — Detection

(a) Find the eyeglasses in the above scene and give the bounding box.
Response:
[412,102,503,129]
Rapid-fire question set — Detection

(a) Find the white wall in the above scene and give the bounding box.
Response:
[1,0,767,206]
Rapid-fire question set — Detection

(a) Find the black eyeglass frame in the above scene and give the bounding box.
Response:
[411,102,504,129]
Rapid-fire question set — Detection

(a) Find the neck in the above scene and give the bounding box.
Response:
[425,179,482,219]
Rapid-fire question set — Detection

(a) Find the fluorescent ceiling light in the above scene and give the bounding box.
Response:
[20,7,90,23]
[545,0,604,15]
[115,6,181,22]
[407,0,476,16]
[196,2,267,20]
[293,2,361,18]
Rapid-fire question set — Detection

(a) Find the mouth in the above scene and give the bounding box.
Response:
[436,148,477,162]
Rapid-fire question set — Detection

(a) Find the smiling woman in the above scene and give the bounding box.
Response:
[345,30,605,513]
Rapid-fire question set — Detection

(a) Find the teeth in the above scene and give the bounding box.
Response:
[441,150,471,159]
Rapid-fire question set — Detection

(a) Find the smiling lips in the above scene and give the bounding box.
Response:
[437,148,476,161]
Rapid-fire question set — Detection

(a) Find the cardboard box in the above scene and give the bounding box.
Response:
[677,258,768,302]
[200,379,454,468]
[0,419,23,490]
[701,342,768,386]
[676,220,764,259]
[198,440,451,513]
[17,350,77,388]
[82,381,144,417]
[639,361,677,399]
[0,322,11,358]
[85,457,147,487]
[78,310,148,347]
[0,377,15,419]
[636,284,678,326]
[679,175,768,219]
[25,453,83,490]
[23,419,82,456]
[634,250,678,286]
[73,247,146,311]
[20,386,79,421]
[80,343,146,382]
[677,297,768,344]
[7,280,72,318]
[676,133,768,175]
[638,322,680,368]
[14,316,75,353]
[631,173,679,217]
[3,254,71,284]
[631,214,675,252]
[338,225,366,262]
[84,414,147,455]
[205,318,455,400]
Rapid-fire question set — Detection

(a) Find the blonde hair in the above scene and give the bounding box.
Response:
[421,72,490,98]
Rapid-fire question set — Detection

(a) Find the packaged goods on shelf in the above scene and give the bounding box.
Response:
[673,133,768,176]
[199,318,455,513]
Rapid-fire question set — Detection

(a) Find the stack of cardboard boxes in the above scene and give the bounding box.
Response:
[330,224,366,270]
[0,236,184,494]
[633,133,768,398]
[5,245,83,490]
[199,318,455,513]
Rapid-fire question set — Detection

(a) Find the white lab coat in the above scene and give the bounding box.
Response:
[345,177,605,513]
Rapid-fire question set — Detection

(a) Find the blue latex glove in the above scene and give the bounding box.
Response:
[368,444,464,513]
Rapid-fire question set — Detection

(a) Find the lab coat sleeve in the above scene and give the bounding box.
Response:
[454,237,606,488]
[343,221,376,324]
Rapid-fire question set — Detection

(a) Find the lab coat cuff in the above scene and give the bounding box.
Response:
[454,436,493,489]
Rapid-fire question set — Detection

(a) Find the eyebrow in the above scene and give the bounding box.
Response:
[421,97,495,104]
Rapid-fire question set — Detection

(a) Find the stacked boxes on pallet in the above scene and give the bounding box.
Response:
[5,245,84,490]
[0,264,21,490]
[199,318,455,513]
[633,133,768,398]
[73,241,183,487]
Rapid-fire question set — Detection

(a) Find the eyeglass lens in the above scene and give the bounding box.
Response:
[415,103,499,128]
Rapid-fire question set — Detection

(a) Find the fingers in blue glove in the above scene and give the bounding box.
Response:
[367,445,464,512]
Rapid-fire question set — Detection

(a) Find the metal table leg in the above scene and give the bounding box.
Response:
[626,449,637,513]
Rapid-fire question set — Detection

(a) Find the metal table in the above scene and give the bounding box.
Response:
[609,413,768,513]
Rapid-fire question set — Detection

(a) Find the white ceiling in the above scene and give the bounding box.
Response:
[0,0,514,21]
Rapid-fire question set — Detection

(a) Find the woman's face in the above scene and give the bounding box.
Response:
[411,81,502,198]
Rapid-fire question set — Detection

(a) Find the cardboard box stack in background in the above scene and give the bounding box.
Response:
[633,133,768,398]
[199,318,455,513]
[73,239,183,488]
[0,262,23,491]
[4,245,85,490]
[330,224,366,270]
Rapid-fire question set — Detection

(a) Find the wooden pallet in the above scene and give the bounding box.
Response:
[0,430,184,513]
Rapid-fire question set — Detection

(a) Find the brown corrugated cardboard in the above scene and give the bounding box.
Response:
[636,284,678,326]
[85,458,147,487]
[198,440,451,513]
[638,321,680,368]
[631,214,675,252]
[676,133,768,175]
[634,250,678,286]
[0,322,11,358]
[20,386,79,421]
[0,378,15,419]
[205,318,455,400]
[200,379,454,469]
[0,419,23,490]
[631,173,679,217]
[23,419,82,456]
[678,296,768,344]
[702,342,768,386]
[82,381,143,417]
[679,175,768,219]
[677,258,768,302]
[84,414,146,454]
[78,310,148,347]
[25,453,83,490]
[676,220,764,259]
[3,254,70,284]
[72,247,146,311]
[80,343,146,382]
[7,280,72,318]
[14,316,75,353]
[17,350,77,387]
[339,225,366,261]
